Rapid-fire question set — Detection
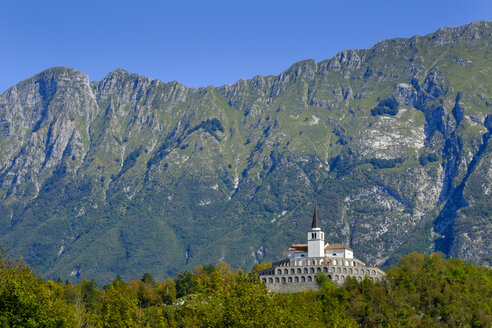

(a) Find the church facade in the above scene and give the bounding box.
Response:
[256,208,385,293]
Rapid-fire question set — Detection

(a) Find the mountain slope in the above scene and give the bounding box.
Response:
[0,21,490,282]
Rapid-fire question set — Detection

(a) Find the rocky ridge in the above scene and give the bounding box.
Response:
[0,21,490,282]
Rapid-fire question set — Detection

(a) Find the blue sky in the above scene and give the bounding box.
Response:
[1,0,491,93]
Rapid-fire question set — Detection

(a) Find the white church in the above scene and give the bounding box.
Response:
[256,207,385,293]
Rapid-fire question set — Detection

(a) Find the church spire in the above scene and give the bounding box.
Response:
[311,206,320,229]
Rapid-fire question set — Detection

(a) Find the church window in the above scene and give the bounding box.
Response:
[303,268,308,274]
[288,277,292,282]
[275,277,279,283]
[337,267,341,273]
[301,276,306,282]
[295,276,299,282]
[297,268,301,274]
[310,268,315,273]
[269,278,273,283]
[323,267,328,273]
[307,276,312,282]
[342,268,347,274]
[281,277,286,283]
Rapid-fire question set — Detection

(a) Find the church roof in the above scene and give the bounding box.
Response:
[311,206,320,229]
[324,244,353,251]
[288,244,308,253]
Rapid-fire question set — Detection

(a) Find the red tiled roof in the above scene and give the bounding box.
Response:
[325,244,353,251]
[288,244,308,252]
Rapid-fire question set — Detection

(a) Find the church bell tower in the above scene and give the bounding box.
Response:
[308,206,325,258]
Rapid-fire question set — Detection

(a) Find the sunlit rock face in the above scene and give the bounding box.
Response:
[0,21,490,283]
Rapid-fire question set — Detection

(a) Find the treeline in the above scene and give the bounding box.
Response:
[0,251,491,327]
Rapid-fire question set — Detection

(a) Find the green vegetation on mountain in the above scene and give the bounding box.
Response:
[1,252,491,327]
[0,21,490,282]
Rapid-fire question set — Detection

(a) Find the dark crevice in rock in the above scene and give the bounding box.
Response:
[434,115,492,255]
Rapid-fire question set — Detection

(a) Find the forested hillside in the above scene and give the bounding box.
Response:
[0,21,490,282]
[0,252,491,327]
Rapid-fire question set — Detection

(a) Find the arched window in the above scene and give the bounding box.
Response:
[333,260,337,265]
[284,269,288,275]
[301,276,306,282]
[275,277,279,283]
[345,260,349,266]
[351,261,355,266]
[342,268,347,274]
[291,269,295,275]
[372,270,376,276]
[281,277,286,283]
[262,278,266,283]
[357,276,362,282]
[299,260,303,266]
[295,276,299,282]
[323,267,328,273]
[328,275,332,280]
[297,268,302,274]
[307,276,312,282]
[313,260,317,265]
[288,277,292,282]
[331,267,335,273]
[292,261,296,266]
[335,275,339,281]
[341,276,345,282]
[310,268,315,273]
[306,260,310,265]
[317,267,321,272]
[337,267,341,273]
[360,269,365,275]
[277,269,282,275]
[303,268,308,274]
[349,268,353,274]
[269,278,273,283]
[354,269,358,274]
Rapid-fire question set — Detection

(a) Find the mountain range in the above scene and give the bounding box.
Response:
[0,21,490,282]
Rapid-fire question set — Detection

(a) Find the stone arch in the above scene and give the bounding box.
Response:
[323,267,328,273]
[262,278,266,283]
[295,276,299,282]
[310,267,315,273]
[301,276,306,282]
[335,275,339,281]
[328,275,332,280]
[351,261,355,266]
[331,267,335,273]
[299,260,303,266]
[291,269,295,275]
[333,260,337,265]
[354,269,358,274]
[297,268,302,274]
[284,269,288,275]
[337,267,341,273]
[345,260,349,266]
[307,276,312,282]
[303,268,308,274]
[349,268,353,274]
[320,259,324,264]
[269,278,273,283]
[275,277,279,283]
[306,260,310,265]
[288,277,292,283]
[281,277,286,283]
[342,268,347,274]
[360,269,364,275]
[357,276,362,282]
[372,270,376,275]
[317,267,321,272]
[277,269,282,275]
